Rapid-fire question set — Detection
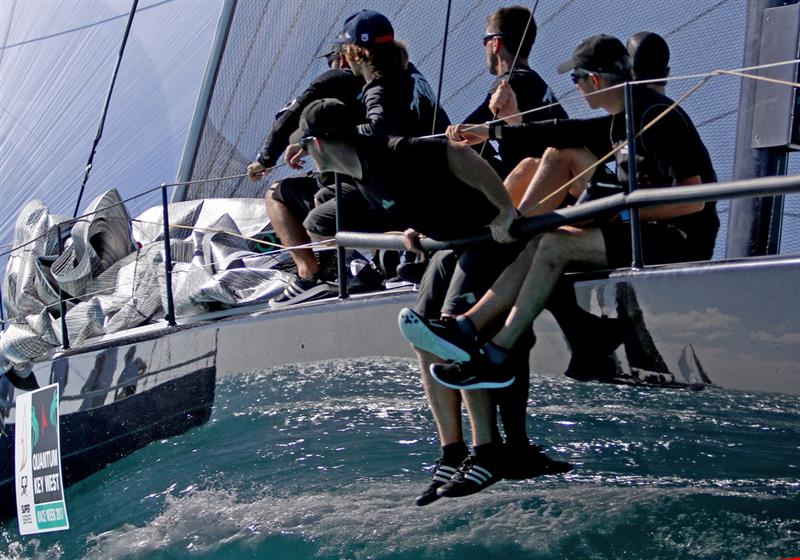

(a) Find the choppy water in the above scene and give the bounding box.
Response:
[2,357,799,559]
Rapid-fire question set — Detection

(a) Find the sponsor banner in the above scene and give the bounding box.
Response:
[15,384,69,534]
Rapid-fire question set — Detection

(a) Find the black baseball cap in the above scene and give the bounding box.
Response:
[556,34,632,75]
[627,32,670,81]
[332,10,394,47]
[289,98,360,145]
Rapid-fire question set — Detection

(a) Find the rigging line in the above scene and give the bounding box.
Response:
[422,57,800,140]
[0,0,176,51]
[508,0,538,75]
[0,279,140,325]
[72,0,139,218]
[478,0,539,157]
[130,218,336,253]
[0,167,283,259]
[431,0,452,135]
[534,75,714,211]
[663,0,732,40]
[717,69,800,89]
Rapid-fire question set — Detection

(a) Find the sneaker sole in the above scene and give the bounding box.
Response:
[397,308,471,362]
[269,283,334,309]
[429,364,515,390]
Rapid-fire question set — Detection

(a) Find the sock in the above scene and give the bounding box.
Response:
[455,315,478,340]
[483,341,510,365]
[472,442,500,466]
[441,441,469,466]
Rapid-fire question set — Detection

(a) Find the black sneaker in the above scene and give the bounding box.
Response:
[268,274,334,309]
[437,456,501,498]
[429,348,514,390]
[501,444,573,480]
[397,308,475,362]
[396,260,428,284]
[415,459,460,506]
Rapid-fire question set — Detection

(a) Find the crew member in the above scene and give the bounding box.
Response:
[408,35,719,497]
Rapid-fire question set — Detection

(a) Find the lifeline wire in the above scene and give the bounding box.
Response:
[421,57,800,140]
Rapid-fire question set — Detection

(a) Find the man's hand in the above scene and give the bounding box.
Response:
[246,161,268,182]
[402,228,425,254]
[285,143,307,169]
[445,124,490,145]
[489,79,522,125]
[489,208,517,244]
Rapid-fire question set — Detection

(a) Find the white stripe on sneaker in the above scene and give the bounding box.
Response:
[472,465,493,479]
[465,473,487,485]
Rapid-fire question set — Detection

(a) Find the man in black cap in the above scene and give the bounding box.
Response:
[403,34,719,496]
[247,10,449,308]
[288,98,515,246]
[246,46,363,306]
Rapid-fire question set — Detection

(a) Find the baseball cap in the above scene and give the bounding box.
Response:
[627,32,670,81]
[556,34,632,75]
[288,98,360,145]
[332,10,394,47]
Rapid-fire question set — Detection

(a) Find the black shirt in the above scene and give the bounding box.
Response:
[353,136,497,240]
[358,63,450,137]
[257,69,364,168]
[500,85,719,240]
[465,65,568,174]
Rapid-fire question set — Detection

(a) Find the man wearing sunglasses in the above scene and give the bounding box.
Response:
[401,34,719,497]
[457,6,567,181]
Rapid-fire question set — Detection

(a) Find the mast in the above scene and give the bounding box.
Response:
[725,0,796,257]
[171,0,237,202]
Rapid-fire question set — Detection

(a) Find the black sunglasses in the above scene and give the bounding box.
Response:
[482,32,505,46]
[570,70,592,84]
[297,135,316,151]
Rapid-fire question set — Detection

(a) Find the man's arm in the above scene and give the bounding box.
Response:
[254,70,360,169]
[639,175,705,220]
[356,83,406,136]
[446,142,517,243]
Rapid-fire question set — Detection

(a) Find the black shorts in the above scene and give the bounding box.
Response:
[602,220,703,267]
[270,175,399,237]
[304,182,399,237]
[269,175,320,224]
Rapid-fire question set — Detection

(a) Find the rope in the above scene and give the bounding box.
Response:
[431,0,452,135]
[716,69,800,89]
[421,58,800,141]
[130,218,336,253]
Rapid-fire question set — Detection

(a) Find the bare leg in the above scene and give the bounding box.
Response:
[459,147,596,332]
[462,390,495,447]
[493,227,608,349]
[503,157,540,207]
[416,348,463,445]
[266,185,319,279]
[518,147,596,216]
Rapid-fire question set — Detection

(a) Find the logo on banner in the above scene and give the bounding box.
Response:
[15,384,69,534]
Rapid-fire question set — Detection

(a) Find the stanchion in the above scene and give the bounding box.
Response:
[334,173,349,300]
[624,82,644,269]
[161,183,177,326]
[56,224,70,349]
